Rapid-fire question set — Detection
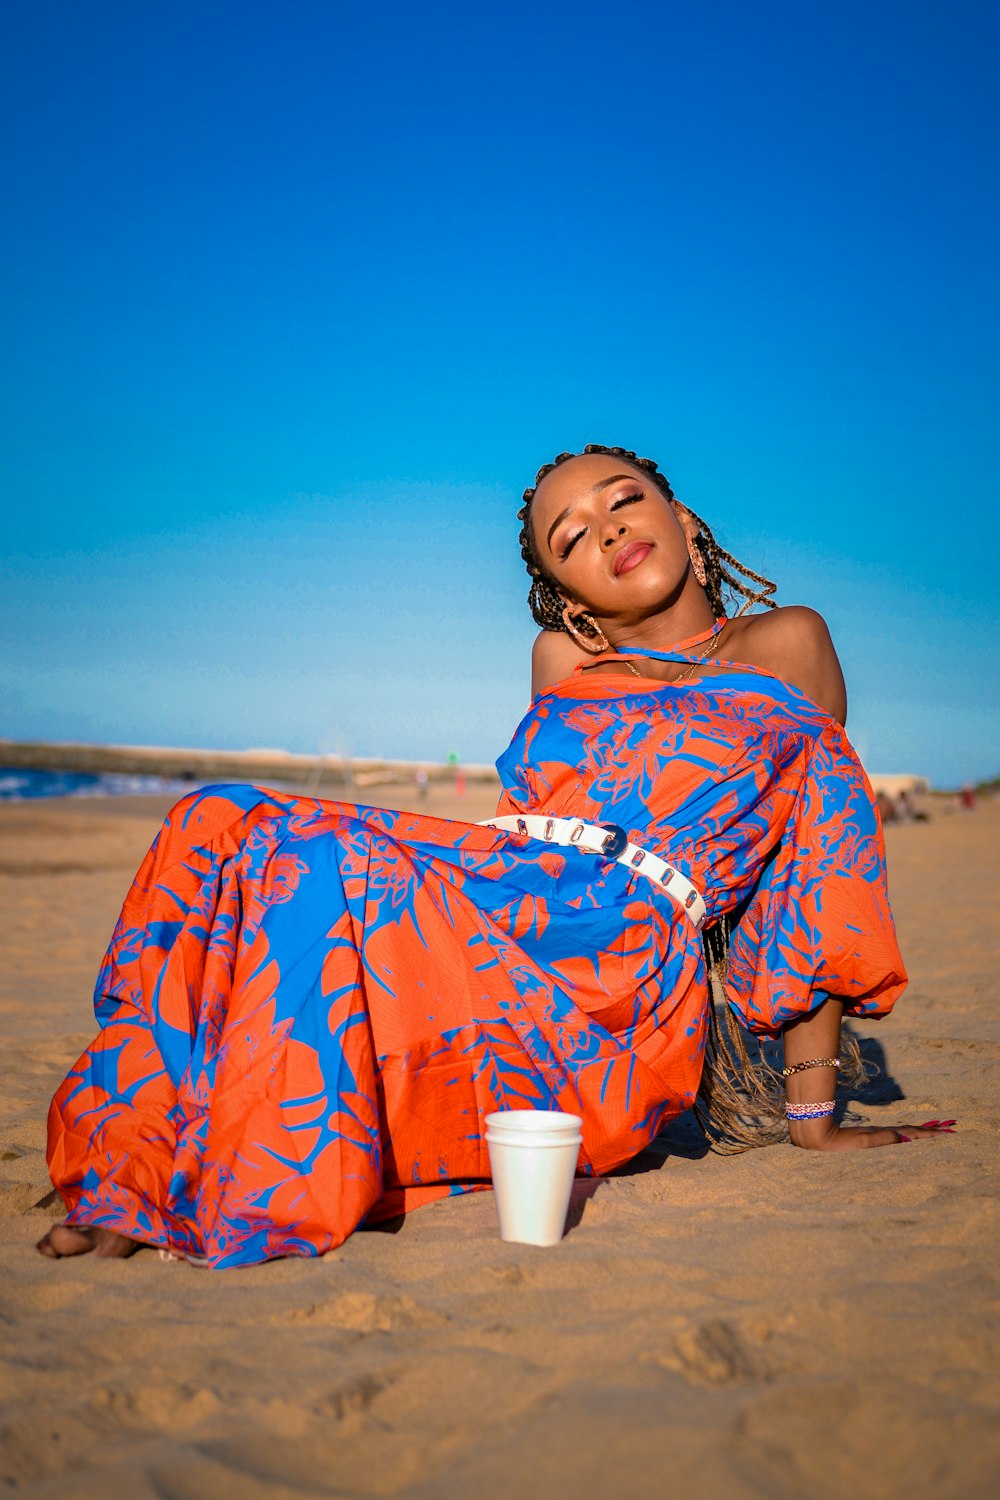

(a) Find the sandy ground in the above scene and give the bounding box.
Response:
[1,785,998,1499]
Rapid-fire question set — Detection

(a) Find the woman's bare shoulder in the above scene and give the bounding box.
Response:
[727,606,847,725]
[531,630,591,696]
[731,604,833,655]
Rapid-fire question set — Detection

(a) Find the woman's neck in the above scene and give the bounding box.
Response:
[605,596,719,655]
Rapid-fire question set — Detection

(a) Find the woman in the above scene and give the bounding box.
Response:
[39,444,950,1268]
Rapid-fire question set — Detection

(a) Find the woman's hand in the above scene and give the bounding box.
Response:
[789,1118,957,1151]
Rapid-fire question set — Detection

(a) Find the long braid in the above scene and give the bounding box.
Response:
[680,503,778,619]
[517,442,777,632]
[518,443,790,1151]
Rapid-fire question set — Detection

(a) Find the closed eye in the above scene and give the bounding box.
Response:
[560,491,643,559]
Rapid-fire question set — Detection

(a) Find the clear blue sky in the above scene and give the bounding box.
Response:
[2,1,997,785]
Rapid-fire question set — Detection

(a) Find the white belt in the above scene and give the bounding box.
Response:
[479,814,707,930]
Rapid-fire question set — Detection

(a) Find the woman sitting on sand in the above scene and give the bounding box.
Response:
[39,443,951,1269]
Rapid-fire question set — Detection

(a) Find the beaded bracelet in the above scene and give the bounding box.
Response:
[781,1057,842,1077]
[786,1100,836,1121]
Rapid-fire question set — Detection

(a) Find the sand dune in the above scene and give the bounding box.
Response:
[1,787,997,1499]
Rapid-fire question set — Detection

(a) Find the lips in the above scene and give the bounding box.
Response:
[613,541,653,576]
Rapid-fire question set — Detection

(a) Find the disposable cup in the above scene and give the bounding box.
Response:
[484,1110,583,1247]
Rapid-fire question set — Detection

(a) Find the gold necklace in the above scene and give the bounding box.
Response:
[581,654,644,678]
[585,621,727,681]
[671,622,727,683]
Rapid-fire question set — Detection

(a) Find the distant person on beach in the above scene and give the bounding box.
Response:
[877,790,899,825]
[38,443,952,1268]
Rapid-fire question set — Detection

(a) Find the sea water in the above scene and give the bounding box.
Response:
[0,767,196,802]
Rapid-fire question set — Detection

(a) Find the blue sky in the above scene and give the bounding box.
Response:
[2,0,997,784]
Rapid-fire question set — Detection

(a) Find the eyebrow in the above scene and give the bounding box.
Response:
[545,475,635,551]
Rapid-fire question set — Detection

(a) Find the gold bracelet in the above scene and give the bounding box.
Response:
[781,1057,843,1078]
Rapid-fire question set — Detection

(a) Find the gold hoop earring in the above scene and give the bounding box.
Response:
[562,605,611,655]
[689,538,708,588]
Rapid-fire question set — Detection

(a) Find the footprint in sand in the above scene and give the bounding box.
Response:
[0,1143,57,1215]
[645,1317,778,1387]
[281,1290,449,1332]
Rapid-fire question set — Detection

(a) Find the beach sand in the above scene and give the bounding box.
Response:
[1,786,998,1499]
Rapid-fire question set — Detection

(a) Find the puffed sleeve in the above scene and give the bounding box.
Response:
[493,696,555,815]
[493,718,531,814]
[724,720,907,1036]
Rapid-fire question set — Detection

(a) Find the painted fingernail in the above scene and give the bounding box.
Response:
[897,1134,912,1143]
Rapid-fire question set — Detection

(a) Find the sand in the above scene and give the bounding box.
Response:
[1,786,998,1499]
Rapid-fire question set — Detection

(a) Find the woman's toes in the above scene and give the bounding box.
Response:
[38,1223,98,1257]
[36,1223,140,1259]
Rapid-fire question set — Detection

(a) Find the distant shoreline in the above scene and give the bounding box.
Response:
[0,740,501,793]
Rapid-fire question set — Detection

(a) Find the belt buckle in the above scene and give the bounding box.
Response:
[598,823,628,860]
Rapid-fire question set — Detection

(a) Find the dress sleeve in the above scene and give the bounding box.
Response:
[493,698,552,815]
[724,720,907,1036]
[493,718,532,814]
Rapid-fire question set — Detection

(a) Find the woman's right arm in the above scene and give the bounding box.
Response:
[531,630,590,697]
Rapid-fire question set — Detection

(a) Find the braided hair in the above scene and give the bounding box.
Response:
[517,443,777,633]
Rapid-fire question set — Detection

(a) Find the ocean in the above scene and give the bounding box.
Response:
[0,767,196,802]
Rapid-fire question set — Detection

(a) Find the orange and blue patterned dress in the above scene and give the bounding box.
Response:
[47,645,906,1266]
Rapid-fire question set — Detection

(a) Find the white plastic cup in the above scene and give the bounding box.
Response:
[484,1109,583,1247]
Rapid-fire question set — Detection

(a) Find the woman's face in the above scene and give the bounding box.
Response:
[529,454,701,630]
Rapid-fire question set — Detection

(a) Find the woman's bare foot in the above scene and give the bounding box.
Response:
[36,1222,140,1259]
